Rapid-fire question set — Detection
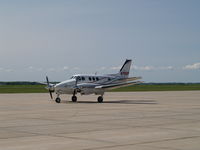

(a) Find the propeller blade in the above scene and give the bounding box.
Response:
[49,91,53,99]
[45,76,54,100]
[46,76,49,86]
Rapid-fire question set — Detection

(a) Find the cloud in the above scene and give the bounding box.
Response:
[27,66,80,73]
[133,65,155,71]
[110,66,121,70]
[72,67,80,70]
[5,69,14,72]
[138,66,155,71]
[63,66,69,71]
[47,68,57,72]
[183,63,200,70]
[100,67,106,70]
[133,65,174,71]
[158,66,174,70]
[28,66,43,72]
[111,65,174,71]
[0,67,14,72]
[28,66,34,70]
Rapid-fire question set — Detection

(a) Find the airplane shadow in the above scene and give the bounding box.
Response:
[62,100,157,105]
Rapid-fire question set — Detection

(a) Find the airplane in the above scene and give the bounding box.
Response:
[45,59,142,103]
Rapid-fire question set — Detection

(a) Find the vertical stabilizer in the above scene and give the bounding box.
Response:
[119,59,132,78]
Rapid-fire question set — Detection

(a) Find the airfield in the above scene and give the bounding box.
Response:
[0,91,200,150]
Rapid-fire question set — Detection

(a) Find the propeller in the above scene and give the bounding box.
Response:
[46,76,54,99]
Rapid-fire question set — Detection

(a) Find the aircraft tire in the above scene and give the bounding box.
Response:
[55,97,61,103]
[72,96,77,102]
[97,96,103,103]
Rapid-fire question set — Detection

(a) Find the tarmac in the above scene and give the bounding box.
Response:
[0,91,200,150]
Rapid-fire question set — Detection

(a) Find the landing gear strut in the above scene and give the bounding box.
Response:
[97,96,103,103]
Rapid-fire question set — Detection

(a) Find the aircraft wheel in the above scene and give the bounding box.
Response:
[97,96,103,103]
[55,97,61,103]
[72,96,77,102]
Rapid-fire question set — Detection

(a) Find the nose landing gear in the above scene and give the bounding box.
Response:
[71,90,77,102]
[55,97,61,103]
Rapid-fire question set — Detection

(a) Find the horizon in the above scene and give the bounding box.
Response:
[1,81,200,84]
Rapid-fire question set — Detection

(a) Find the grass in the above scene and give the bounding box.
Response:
[111,84,200,92]
[0,85,47,93]
[0,84,200,93]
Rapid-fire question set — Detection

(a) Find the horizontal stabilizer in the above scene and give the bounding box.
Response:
[119,76,142,82]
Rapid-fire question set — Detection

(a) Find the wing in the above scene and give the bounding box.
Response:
[36,82,55,87]
[95,81,143,90]
[36,82,48,85]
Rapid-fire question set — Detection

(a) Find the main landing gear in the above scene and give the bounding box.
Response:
[55,96,77,103]
[71,95,77,102]
[71,90,77,102]
[97,96,103,103]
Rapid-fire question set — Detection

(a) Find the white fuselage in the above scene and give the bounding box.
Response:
[45,59,142,103]
[54,74,119,95]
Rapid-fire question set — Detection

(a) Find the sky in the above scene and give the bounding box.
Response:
[0,0,200,82]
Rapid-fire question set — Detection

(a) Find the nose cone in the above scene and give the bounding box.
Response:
[54,79,76,94]
[55,79,76,88]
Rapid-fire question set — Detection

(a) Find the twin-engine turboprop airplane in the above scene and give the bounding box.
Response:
[45,59,142,103]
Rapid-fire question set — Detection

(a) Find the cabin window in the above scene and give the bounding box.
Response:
[89,77,91,81]
[92,77,95,81]
[96,77,99,81]
[108,78,111,81]
[81,77,85,81]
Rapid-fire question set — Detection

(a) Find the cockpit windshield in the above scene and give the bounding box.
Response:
[70,76,75,79]
[70,76,83,81]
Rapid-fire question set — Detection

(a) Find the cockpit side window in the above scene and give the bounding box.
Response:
[77,76,81,81]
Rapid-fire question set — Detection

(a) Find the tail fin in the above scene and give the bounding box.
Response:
[119,59,132,78]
